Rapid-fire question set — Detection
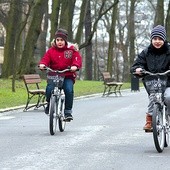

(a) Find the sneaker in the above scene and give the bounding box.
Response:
[45,104,49,115]
[64,114,73,122]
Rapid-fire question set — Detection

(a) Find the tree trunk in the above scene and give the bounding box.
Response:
[59,0,76,41]
[154,0,164,26]
[37,4,48,60]
[107,2,118,75]
[75,0,88,45]
[67,0,76,41]
[12,0,23,92]
[50,0,60,44]
[1,0,21,78]
[18,0,48,76]
[84,0,92,80]
[129,0,136,67]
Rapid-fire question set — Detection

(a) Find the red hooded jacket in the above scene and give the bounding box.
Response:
[39,44,82,82]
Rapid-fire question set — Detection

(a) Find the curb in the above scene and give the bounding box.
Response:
[0,93,103,113]
[0,89,136,113]
[0,105,25,113]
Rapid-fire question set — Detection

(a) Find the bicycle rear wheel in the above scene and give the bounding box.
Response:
[152,103,165,152]
[58,97,66,132]
[49,95,57,135]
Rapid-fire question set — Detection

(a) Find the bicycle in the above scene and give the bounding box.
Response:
[140,69,170,152]
[43,66,71,135]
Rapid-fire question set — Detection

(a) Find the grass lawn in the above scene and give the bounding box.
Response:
[0,78,132,110]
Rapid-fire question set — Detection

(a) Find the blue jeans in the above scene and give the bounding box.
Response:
[46,78,74,115]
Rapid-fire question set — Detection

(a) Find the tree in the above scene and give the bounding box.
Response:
[107,1,118,75]
[50,0,60,43]
[50,0,76,42]
[0,0,8,29]
[81,0,119,80]
[128,0,136,68]
[75,0,88,45]
[59,0,76,41]
[17,0,48,76]
[84,0,92,80]
[154,0,164,26]
[2,0,22,78]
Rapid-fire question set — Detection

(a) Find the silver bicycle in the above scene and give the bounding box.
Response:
[44,66,70,135]
[142,69,170,152]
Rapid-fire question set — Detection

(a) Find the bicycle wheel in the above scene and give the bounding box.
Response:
[49,95,57,135]
[58,97,66,132]
[164,111,170,147]
[152,103,165,152]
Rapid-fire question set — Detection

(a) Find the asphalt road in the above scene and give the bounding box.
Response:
[1,89,170,170]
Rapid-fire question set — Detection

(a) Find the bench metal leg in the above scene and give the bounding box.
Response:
[108,85,117,96]
[103,85,118,96]
[117,85,123,96]
[23,93,46,111]
[102,85,108,96]
[113,85,118,96]
[24,94,35,111]
[34,95,47,110]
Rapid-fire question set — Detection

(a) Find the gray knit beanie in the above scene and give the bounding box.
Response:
[150,25,166,41]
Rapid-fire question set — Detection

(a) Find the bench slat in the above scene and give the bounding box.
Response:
[23,74,41,84]
[24,79,41,84]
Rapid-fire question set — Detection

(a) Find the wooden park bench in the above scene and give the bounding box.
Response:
[102,72,123,96]
[23,74,47,111]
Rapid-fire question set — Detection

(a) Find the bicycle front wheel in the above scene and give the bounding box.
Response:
[58,97,66,132]
[152,103,165,153]
[49,95,57,135]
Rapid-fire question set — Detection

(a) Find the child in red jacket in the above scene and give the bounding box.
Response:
[39,28,82,121]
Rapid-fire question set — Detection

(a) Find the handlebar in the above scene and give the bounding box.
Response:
[39,66,71,73]
[134,69,170,76]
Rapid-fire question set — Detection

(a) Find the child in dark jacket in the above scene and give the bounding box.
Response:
[39,28,82,121]
[130,25,170,131]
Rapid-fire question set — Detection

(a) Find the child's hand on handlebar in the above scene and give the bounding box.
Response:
[70,66,78,72]
[39,64,46,70]
[135,68,143,75]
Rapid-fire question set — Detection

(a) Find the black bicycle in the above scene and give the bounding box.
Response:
[141,69,170,152]
[44,66,70,135]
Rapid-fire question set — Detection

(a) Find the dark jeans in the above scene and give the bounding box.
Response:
[46,78,74,115]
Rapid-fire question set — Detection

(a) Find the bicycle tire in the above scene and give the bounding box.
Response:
[152,103,165,153]
[49,95,57,135]
[164,113,170,147]
[58,97,66,132]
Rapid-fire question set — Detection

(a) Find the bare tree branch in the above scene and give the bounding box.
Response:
[79,0,119,49]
